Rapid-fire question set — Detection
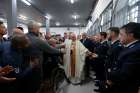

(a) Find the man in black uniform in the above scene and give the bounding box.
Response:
[108,22,140,93]
[106,27,123,79]
[105,27,124,93]
[92,32,109,92]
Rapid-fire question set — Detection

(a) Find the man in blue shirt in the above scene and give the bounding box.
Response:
[0,21,7,44]
[0,33,32,93]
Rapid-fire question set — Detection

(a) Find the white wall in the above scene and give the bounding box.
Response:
[17,23,28,33]
[40,27,86,36]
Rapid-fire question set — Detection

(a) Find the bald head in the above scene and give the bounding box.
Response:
[12,28,24,35]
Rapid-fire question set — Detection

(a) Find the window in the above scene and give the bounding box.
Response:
[115,8,128,27]
[87,0,140,34]
[128,6,139,22]
[128,0,140,22]
[100,3,112,32]
[129,0,140,6]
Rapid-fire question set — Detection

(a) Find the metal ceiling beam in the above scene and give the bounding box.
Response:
[26,0,45,16]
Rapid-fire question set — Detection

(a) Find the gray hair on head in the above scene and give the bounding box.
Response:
[27,21,39,32]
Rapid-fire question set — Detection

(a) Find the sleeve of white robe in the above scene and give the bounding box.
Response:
[75,41,88,79]
[63,39,72,78]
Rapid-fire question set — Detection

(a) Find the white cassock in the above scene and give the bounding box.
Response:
[63,39,88,84]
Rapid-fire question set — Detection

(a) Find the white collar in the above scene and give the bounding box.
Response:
[101,40,107,44]
[111,39,119,45]
[126,40,138,47]
[83,38,87,41]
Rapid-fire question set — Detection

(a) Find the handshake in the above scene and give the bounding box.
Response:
[60,48,66,54]
[86,51,98,58]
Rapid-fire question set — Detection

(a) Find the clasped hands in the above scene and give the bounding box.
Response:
[0,65,16,83]
[86,51,98,59]
[106,80,113,85]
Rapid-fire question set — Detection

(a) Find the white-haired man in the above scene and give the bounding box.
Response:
[64,32,91,84]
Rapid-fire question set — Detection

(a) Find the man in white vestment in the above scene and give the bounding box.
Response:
[63,33,90,84]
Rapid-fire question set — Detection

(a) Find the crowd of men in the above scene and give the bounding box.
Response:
[0,20,140,93]
[80,22,140,93]
[0,21,65,93]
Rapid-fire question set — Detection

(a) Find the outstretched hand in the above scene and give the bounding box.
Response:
[60,48,66,54]
[0,76,16,83]
[0,66,16,83]
[86,51,92,56]
[106,80,113,86]
[0,65,14,75]
[91,53,98,58]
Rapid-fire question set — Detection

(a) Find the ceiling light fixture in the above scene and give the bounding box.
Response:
[72,14,80,20]
[21,0,31,6]
[74,22,80,26]
[45,14,52,20]
[19,14,27,20]
[56,22,60,26]
[71,0,74,4]
[68,0,78,4]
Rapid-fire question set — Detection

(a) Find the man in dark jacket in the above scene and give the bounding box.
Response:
[106,27,124,80]
[0,22,27,86]
[80,32,94,52]
[108,22,140,93]
[92,32,109,92]
[103,27,124,93]
[25,22,64,93]
[0,33,32,93]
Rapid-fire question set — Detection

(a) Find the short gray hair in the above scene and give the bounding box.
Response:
[28,21,39,32]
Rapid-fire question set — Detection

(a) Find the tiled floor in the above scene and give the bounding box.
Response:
[58,80,97,93]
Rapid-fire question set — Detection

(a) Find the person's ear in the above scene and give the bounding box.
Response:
[128,33,133,38]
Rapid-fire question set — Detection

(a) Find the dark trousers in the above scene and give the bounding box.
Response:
[20,69,42,93]
[106,82,139,93]
[0,81,20,93]
[84,58,91,77]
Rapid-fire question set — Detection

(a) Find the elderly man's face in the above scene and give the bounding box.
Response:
[64,33,67,37]
[82,33,87,39]
[32,25,40,34]
[70,33,76,41]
